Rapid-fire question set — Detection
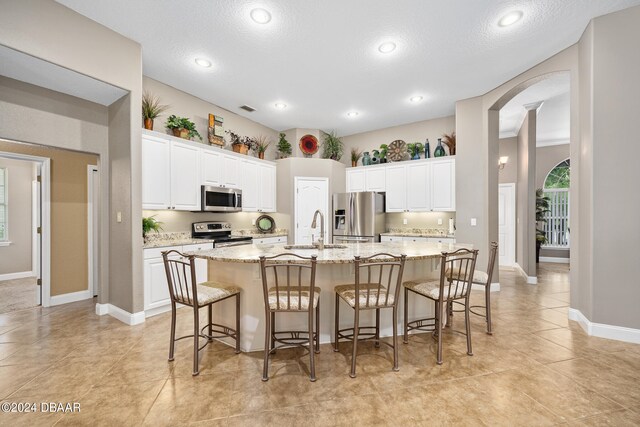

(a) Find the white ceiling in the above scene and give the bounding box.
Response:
[0,44,127,106]
[499,73,570,145]
[55,0,640,136]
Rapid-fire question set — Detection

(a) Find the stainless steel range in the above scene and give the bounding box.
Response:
[191,221,253,247]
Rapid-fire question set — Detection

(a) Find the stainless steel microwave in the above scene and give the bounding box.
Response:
[200,185,242,212]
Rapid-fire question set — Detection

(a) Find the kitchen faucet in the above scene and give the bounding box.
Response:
[311,209,325,250]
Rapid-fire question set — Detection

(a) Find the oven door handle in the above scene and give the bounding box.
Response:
[216,241,252,248]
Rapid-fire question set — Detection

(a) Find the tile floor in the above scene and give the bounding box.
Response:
[0,277,37,314]
[1,263,639,426]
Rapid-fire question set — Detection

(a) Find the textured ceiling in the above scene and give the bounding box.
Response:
[0,44,127,106]
[499,73,570,145]
[55,0,640,136]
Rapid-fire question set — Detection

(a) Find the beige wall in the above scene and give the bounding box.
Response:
[498,137,518,184]
[385,212,456,231]
[1,0,143,312]
[340,116,456,167]
[516,111,537,277]
[0,157,35,275]
[0,141,98,295]
[143,77,280,160]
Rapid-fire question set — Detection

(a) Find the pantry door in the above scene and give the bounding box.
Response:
[294,177,329,245]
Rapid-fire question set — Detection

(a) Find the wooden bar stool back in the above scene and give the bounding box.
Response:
[259,253,320,382]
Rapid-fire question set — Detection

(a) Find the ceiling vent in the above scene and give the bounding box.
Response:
[240,105,256,112]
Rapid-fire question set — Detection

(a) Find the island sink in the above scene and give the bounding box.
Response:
[284,244,348,250]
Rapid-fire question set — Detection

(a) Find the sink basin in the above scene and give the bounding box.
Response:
[284,244,348,250]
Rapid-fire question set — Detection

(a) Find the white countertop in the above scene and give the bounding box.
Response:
[189,241,469,264]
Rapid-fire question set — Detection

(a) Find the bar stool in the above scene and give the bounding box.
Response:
[162,250,241,376]
[448,242,498,334]
[403,248,478,364]
[334,253,407,378]
[259,253,320,382]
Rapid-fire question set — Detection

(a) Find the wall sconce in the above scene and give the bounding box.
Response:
[498,156,509,170]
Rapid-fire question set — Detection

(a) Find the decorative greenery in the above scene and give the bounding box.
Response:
[544,159,570,189]
[536,188,550,244]
[254,135,272,154]
[321,131,344,161]
[379,144,388,161]
[142,91,168,120]
[442,132,456,155]
[351,147,362,164]
[407,142,424,158]
[165,115,202,141]
[276,132,292,158]
[142,216,163,238]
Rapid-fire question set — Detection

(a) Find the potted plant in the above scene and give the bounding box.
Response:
[227,131,254,155]
[536,188,550,263]
[407,142,424,160]
[321,131,344,161]
[276,132,292,158]
[142,215,163,243]
[350,148,362,167]
[165,115,202,141]
[379,144,388,163]
[141,91,168,131]
[442,132,456,155]
[254,135,271,160]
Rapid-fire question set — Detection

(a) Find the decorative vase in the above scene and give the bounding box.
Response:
[424,139,431,158]
[232,144,249,155]
[351,160,357,167]
[434,138,446,157]
[371,150,380,165]
[144,118,154,130]
[411,153,420,160]
[362,151,371,166]
[172,128,189,139]
[258,151,265,160]
[380,158,387,164]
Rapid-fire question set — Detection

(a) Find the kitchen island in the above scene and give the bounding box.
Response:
[190,241,468,352]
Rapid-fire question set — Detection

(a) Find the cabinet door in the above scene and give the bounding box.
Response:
[144,257,172,311]
[346,169,366,192]
[170,141,201,210]
[431,159,456,211]
[222,154,241,188]
[142,135,171,210]
[385,165,407,212]
[259,164,276,212]
[365,167,386,191]
[241,159,259,212]
[202,150,223,187]
[405,163,430,212]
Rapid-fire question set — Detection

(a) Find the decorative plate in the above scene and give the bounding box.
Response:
[256,214,276,234]
[388,140,407,162]
[299,134,319,156]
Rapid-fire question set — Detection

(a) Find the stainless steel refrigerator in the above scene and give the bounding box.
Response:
[332,192,386,243]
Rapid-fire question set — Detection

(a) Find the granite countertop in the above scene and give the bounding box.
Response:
[231,228,288,239]
[188,241,468,264]
[382,227,455,238]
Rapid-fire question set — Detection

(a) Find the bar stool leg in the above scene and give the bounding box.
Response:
[207,304,213,341]
[334,294,340,352]
[403,287,409,344]
[262,310,271,382]
[436,301,443,365]
[193,306,200,376]
[270,311,276,354]
[392,306,399,371]
[485,285,493,335]
[235,293,241,353]
[308,304,316,382]
[374,308,381,348]
[315,301,320,354]
[168,302,177,361]
[465,297,473,356]
[350,307,360,378]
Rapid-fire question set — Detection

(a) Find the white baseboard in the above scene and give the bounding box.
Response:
[539,256,570,264]
[50,289,92,306]
[514,263,537,284]
[95,303,145,325]
[569,308,640,344]
[0,271,36,281]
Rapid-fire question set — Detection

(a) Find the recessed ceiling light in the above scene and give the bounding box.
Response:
[409,95,423,103]
[194,58,212,68]
[346,111,359,118]
[250,8,272,24]
[274,103,287,109]
[378,42,396,54]
[498,10,523,27]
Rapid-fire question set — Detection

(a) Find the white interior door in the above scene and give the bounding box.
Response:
[32,179,41,305]
[499,183,516,267]
[294,177,329,245]
[88,166,99,297]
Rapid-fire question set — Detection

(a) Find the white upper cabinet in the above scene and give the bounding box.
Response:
[142,134,171,210]
[241,159,276,213]
[170,140,201,211]
[406,162,430,212]
[365,167,386,191]
[202,151,242,188]
[222,155,241,188]
[385,164,407,212]
[430,159,456,211]
[346,169,366,192]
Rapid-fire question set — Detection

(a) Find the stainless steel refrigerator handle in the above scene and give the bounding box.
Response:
[349,193,355,234]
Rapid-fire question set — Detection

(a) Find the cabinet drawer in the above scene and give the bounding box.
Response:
[380,235,403,242]
[426,237,456,244]
[144,245,182,260]
[404,236,428,242]
[254,236,287,245]
[182,243,214,252]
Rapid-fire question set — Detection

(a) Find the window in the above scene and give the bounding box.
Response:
[0,167,6,241]
[543,159,570,248]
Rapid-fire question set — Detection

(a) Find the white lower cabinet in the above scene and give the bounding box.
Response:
[426,237,456,244]
[252,235,287,245]
[403,236,428,243]
[143,243,213,317]
[381,235,403,242]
